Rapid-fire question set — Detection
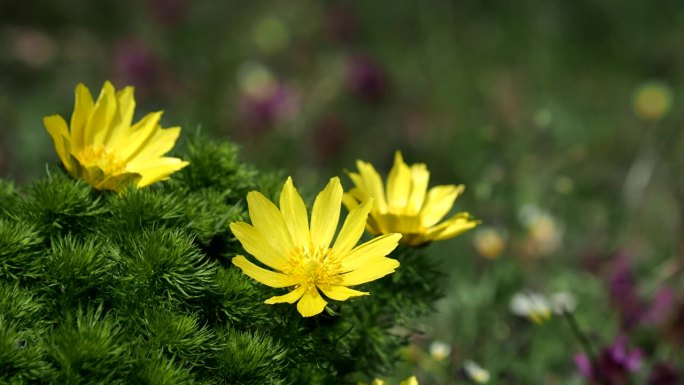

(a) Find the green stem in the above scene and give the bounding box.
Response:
[561,310,609,385]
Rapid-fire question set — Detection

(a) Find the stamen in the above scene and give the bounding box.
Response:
[77,145,127,175]
[287,245,343,287]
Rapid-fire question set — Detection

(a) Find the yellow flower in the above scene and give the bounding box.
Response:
[344,152,478,246]
[230,177,401,317]
[473,227,506,259]
[359,376,419,385]
[400,377,419,385]
[43,81,188,191]
[632,81,673,121]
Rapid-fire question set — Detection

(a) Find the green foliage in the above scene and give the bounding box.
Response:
[210,329,287,385]
[172,134,260,198]
[21,171,105,238]
[0,180,20,216]
[0,316,52,384]
[0,136,442,384]
[128,354,197,385]
[0,218,43,281]
[42,236,113,309]
[47,306,128,385]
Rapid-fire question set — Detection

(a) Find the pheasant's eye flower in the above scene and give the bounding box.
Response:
[230,177,401,317]
[43,81,189,192]
[343,151,478,246]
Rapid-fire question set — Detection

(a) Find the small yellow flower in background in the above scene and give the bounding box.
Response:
[463,360,490,383]
[344,151,479,247]
[359,376,419,385]
[632,81,673,121]
[43,81,189,191]
[399,376,419,385]
[473,227,506,259]
[231,177,401,317]
[519,204,562,257]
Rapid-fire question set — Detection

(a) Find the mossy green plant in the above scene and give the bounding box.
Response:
[0,136,444,385]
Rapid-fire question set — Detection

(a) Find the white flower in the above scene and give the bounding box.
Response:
[463,360,490,383]
[429,340,452,362]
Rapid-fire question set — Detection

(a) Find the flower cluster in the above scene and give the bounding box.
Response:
[232,152,480,316]
[44,82,479,319]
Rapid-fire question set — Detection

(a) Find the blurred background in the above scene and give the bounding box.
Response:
[1,0,683,383]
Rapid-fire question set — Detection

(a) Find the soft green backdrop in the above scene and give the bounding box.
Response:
[1,1,682,383]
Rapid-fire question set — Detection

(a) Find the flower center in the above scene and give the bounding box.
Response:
[76,145,127,175]
[287,245,342,287]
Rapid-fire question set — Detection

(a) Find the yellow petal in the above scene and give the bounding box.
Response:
[296,287,328,317]
[229,222,290,271]
[279,177,311,249]
[386,152,412,213]
[119,111,163,161]
[375,213,422,235]
[106,86,136,145]
[342,192,361,212]
[425,212,479,241]
[339,233,401,272]
[131,157,189,187]
[318,285,368,301]
[347,172,367,197]
[399,376,419,385]
[89,170,141,192]
[265,285,306,304]
[69,83,94,151]
[339,257,400,286]
[87,81,117,146]
[126,127,182,166]
[247,191,295,252]
[406,163,429,215]
[356,160,388,213]
[365,216,384,235]
[331,199,373,258]
[310,177,342,250]
[232,256,298,288]
[43,115,72,168]
[420,185,463,228]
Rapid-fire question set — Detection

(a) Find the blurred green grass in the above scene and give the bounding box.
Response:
[1,0,683,383]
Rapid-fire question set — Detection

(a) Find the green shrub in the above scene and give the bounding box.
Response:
[0,137,443,384]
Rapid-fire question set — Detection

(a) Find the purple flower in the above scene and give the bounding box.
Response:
[112,38,160,95]
[575,336,642,385]
[237,84,300,135]
[346,55,388,102]
[574,353,593,379]
[606,252,679,332]
[607,252,646,330]
[643,287,675,326]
